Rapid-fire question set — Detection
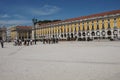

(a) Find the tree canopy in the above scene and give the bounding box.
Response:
[38,20,61,24]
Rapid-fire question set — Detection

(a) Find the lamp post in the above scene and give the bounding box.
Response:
[32,18,37,44]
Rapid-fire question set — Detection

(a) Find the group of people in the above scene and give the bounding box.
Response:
[0,38,59,48]
[14,39,33,46]
[42,38,59,44]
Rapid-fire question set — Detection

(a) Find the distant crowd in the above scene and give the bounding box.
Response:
[0,38,59,48]
[13,38,59,46]
[42,38,59,44]
[14,39,33,46]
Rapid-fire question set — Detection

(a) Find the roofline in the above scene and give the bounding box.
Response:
[38,9,120,28]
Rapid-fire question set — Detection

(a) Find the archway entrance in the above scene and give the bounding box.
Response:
[107,30,111,35]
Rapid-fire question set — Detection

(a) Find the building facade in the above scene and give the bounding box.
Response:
[10,26,32,41]
[33,10,120,41]
[0,27,7,41]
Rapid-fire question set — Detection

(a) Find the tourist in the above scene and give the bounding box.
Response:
[43,39,45,44]
[48,39,50,44]
[14,39,17,46]
[19,39,22,46]
[0,40,4,48]
[27,39,30,46]
[30,39,33,45]
[24,40,27,45]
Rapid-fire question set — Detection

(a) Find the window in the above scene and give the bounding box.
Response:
[64,25,66,33]
[82,22,85,31]
[97,20,99,30]
[114,18,117,27]
[67,27,69,32]
[87,22,89,30]
[52,28,54,34]
[78,23,80,31]
[61,27,63,33]
[87,25,89,30]
[92,21,94,30]
[58,28,60,34]
[108,19,110,29]
[74,24,76,32]
[74,27,76,33]
[97,24,99,30]
[102,24,105,29]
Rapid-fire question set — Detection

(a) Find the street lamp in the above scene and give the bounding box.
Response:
[32,18,37,44]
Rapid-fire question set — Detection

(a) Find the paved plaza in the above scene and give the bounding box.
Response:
[0,41,120,80]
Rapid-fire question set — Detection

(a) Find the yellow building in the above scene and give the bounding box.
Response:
[33,10,120,41]
[0,27,7,41]
[10,26,32,41]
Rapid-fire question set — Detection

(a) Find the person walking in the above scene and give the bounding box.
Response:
[0,40,4,48]
[30,39,33,45]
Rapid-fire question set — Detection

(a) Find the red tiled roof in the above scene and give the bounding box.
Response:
[64,9,120,22]
[16,26,32,29]
[39,9,120,27]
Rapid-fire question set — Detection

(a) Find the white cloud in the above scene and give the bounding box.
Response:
[13,14,25,19]
[0,14,26,19]
[30,5,61,15]
[0,5,61,26]
[0,20,31,25]
[0,14,10,18]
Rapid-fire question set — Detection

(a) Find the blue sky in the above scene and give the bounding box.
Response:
[0,0,120,26]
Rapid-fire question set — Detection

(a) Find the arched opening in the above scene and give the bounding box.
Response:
[96,31,100,39]
[82,32,86,36]
[70,33,74,41]
[91,32,95,36]
[87,32,90,36]
[64,34,66,37]
[91,32,95,40]
[107,30,111,35]
[61,34,63,38]
[113,30,118,35]
[101,31,105,36]
[101,31,106,39]
[96,31,100,36]
[78,32,81,36]
[78,32,81,41]
[113,30,118,39]
[107,30,112,40]
[71,33,73,38]
[67,33,70,41]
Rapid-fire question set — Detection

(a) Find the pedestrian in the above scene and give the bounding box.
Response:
[43,39,45,44]
[48,39,51,44]
[24,40,27,45]
[27,40,30,46]
[0,40,4,48]
[30,39,33,45]
[14,39,17,46]
[19,39,22,46]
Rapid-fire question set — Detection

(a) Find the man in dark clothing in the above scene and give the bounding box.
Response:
[0,40,4,48]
